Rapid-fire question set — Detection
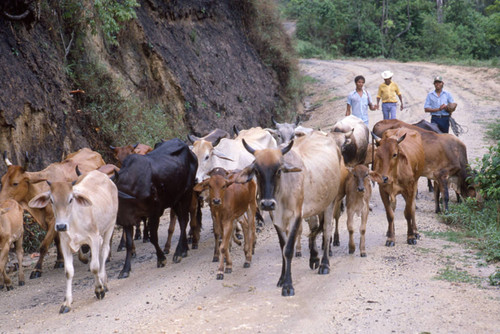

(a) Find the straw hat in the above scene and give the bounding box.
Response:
[381,70,393,79]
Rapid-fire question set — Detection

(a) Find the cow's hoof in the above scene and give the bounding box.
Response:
[157,259,167,268]
[18,280,25,286]
[163,248,170,255]
[385,240,395,247]
[216,273,224,280]
[257,221,263,228]
[118,271,129,279]
[59,305,71,314]
[318,265,330,275]
[143,237,150,243]
[172,255,182,263]
[309,258,320,270]
[191,243,198,250]
[95,289,105,300]
[243,262,251,268]
[134,234,141,241]
[212,256,218,262]
[131,251,137,259]
[348,248,355,254]
[225,268,232,274]
[236,233,243,240]
[117,246,124,252]
[295,251,302,257]
[407,239,417,245]
[415,233,421,240]
[256,227,262,233]
[0,284,3,289]
[187,236,193,244]
[6,285,14,291]
[281,285,295,297]
[54,261,64,269]
[329,249,333,257]
[333,241,340,247]
[360,253,367,257]
[181,251,188,258]
[30,270,42,279]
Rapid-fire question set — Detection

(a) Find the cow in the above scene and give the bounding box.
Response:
[236,131,343,296]
[28,170,118,313]
[266,116,315,145]
[97,164,120,177]
[0,199,24,291]
[343,165,372,256]
[113,138,197,279]
[370,128,425,246]
[0,148,105,279]
[191,126,277,183]
[194,167,257,280]
[330,115,369,167]
[109,143,153,167]
[109,143,153,245]
[413,119,443,193]
[373,119,474,213]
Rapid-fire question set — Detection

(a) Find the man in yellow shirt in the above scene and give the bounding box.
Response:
[376,70,404,119]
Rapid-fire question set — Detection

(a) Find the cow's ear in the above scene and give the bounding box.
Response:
[265,128,278,136]
[28,192,51,209]
[369,171,381,183]
[0,207,11,215]
[397,133,407,144]
[234,164,255,183]
[282,162,302,173]
[346,166,354,174]
[73,192,92,207]
[193,180,208,192]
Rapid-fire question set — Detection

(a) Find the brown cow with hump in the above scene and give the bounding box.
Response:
[0,148,105,279]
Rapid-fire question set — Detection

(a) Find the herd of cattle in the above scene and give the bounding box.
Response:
[0,115,475,312]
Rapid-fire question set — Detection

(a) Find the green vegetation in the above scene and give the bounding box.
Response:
[23,214,45,254]
[281,0,499,63]
[434,266,482,285]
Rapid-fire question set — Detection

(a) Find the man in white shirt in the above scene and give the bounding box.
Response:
[346,75,376,126]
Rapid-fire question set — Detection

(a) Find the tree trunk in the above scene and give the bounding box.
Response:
[437,0,443,23]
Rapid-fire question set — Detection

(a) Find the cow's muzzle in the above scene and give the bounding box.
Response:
[55,224,68,232]
[357,186,365,192]
[260,199,276,211]
[212,198,221,206]
[382,176,389,184]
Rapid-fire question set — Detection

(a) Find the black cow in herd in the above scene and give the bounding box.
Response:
[113,138,198,279]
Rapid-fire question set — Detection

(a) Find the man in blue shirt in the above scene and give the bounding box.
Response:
[424,76,457,133]
[346,75,375,127]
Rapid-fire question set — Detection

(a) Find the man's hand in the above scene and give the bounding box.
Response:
[446,103,457,113]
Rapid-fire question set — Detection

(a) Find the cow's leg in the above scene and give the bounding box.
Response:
[427,178,434,192]
[212,213,222,262]
[88,236,105,300]
[14,238,25,286]
[379,187,395,246]
[433,180,441,213]
[53,233,64,269]
[359,204,369,257]
[149,214,167,268]
[30,222,58,279]
[217,219,233,280]
[60,241,74,314]
[163,210,176,254]
[142,217,150,243]
[134,220,142,240]
[249,200,257,257]
[318,204,334,275]
[442,177,450,213]
[403,191,418,245]
[280,216,300,296]
[307,216,321,270]
[118,225,134,279]
[347,209,356,255]
[0,243,12,290]
[117,230,126,252]
[333,199,342,247]
[241,209,254,268]
[295,220,302,257]
[189,196,202,249]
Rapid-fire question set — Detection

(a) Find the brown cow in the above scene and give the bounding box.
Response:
[0,199,25,290]
[344,165,372,256]
[0,148,105,278]
[371,128,425,246]
[373,119,474,213]
[194,168,257,280]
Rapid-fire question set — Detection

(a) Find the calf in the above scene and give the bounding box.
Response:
[0,199,24,291]
[344,165,372,257]
[194,168,257,280]
[28,171,118,313]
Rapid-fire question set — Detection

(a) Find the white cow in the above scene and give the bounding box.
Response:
[0,199,24,291]
[237,131,343,296]
[330,115,369,167]
[191,126,277,182]
[28,170,118,313]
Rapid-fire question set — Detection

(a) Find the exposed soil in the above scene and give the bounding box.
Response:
[1,59,499,334]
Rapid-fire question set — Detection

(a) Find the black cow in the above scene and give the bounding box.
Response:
[114,138,198,279]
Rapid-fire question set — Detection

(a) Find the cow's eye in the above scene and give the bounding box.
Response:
[392,153,397,158]
[204,155,209,161]
[69,198,73,204]
[276,169,282,176]
[13,183,18,186]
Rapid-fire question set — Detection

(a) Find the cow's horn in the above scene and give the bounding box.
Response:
[75,165,82,176]
[109,145,116,150]
[133,143,139,149]
[23,152,29,171]
[397,133,407,144]
[187,134,199,143]
[271,115,278,126]
[3,151,12,167]
[242,139,256,155]
[233,125,240,136]
[295,115,300,126]
[281,140,294,155]
[371,132,382,145]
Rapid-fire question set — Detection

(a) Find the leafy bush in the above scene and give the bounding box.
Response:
[23,213,45,254]
[471,141,500,201]
[485,118,500,141]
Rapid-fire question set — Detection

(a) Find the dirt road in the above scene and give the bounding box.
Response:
[1,60,499,334]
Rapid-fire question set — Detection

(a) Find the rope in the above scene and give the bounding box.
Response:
[449,116,468,137]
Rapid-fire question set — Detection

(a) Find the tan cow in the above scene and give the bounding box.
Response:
[194,168,257,280]
[237,131,343,296]
[0,199,25,291]
[371,128,425,246]
[109,143,153,167]
[28,171,118,313]
[0,148,105,279]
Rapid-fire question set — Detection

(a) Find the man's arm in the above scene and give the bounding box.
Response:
[398,94,404,111]
[346,104,351,116]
